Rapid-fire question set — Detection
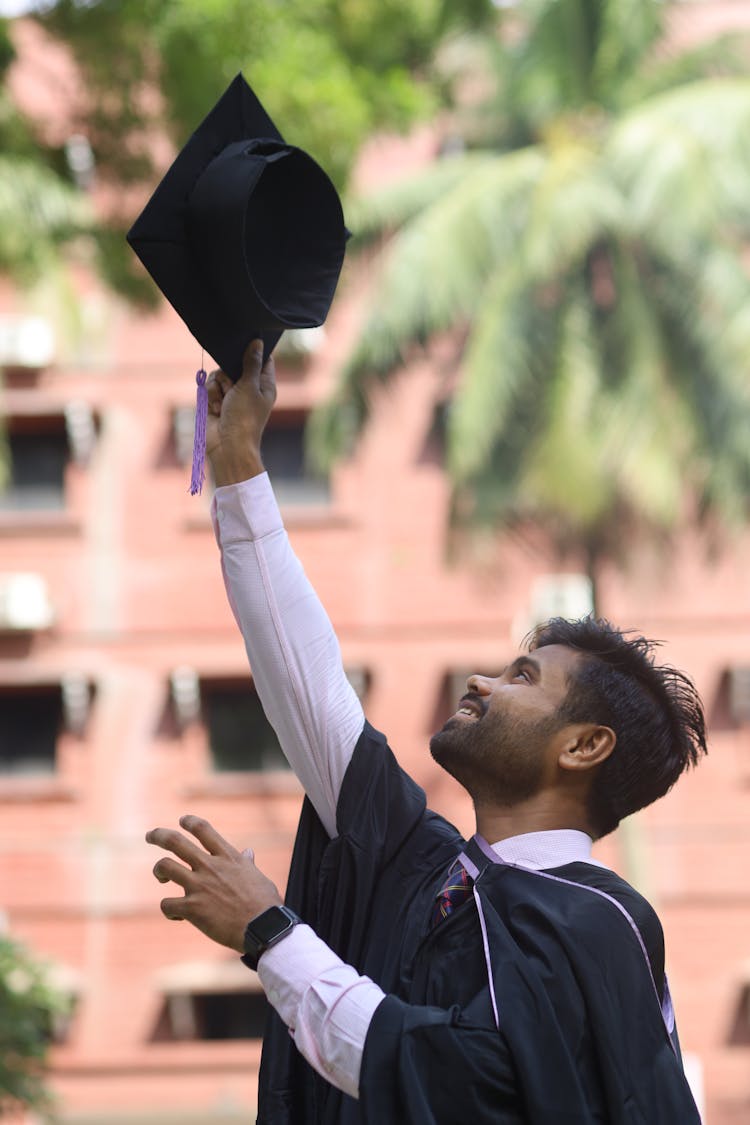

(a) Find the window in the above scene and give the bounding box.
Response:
[153,991,270,1041]
[172,407,328,505]
[710,667,750,731]
[0,678,92,778]
[261,411,328,507]
[0,684,62,775]
[152,960,270,1041]
[0,418,69,510]
[419,399,450,466]
[203,679,289,773]
[727,979,750,1046]
[0,403,96,513]
[170,667,369,774]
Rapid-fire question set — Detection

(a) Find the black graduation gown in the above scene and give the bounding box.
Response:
[256,722,701,1124]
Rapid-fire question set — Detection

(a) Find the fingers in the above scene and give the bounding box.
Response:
[239,340,277,406]
[145,826,207,869]
[159,895,188,921]
[258,354,276,403]
[206,369,232,415]
[240,338,265,382]
[152,856,193,888]
[179,814,239,859]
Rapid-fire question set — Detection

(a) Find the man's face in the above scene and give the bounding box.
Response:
[429,644,582,806]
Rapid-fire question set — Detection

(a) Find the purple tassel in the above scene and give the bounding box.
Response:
[189,368,208,495]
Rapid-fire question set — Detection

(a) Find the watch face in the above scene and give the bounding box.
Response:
[251,906,292,944]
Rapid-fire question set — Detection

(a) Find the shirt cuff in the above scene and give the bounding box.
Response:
[257,924,386,1098]
[257,924,341,1025]
[213,472,283,542]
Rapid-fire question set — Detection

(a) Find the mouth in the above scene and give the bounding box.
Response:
[451,694,487,722]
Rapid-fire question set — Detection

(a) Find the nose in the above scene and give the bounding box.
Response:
[466,674,492,697]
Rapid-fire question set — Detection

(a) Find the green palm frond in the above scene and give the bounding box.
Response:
[597,249,691,526]
[520,141,622,282]
[623,31,750,108]
[649,243,750,522]
[354,147,546,349]
[0,156,91,282]
[495,0,662,130]
[447,266,540,483]
[308,147,547,467]
[344,151,497,244]
[518,287,612,527]
[608,80,750,239]
[315,2,750,562]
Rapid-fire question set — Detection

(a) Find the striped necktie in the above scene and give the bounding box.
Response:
[431,856,473,927]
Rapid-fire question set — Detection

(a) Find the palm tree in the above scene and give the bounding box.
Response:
[0,25,94,488]
[311,0,750,599]
[0,155,91,284]
[0,19,91,287]
[0,145,92,494]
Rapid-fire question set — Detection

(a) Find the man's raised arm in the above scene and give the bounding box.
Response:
[206,341,364,837]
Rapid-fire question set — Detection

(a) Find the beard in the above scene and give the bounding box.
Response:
[430,701,565,807]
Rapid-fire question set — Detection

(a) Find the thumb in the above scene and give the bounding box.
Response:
[259,353,276,404]
[237,339,265,389]
[236,339,276,409]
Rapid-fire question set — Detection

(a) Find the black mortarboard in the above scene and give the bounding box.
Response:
[126,73,348,383]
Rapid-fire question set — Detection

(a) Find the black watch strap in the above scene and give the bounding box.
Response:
[241,905,301,971]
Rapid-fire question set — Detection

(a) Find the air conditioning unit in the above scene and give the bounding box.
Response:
[529,573,594,625]
[0,315,55,368]
[0,573,55,630]
[728,667,750,724]
[513,573,594,642]
[170,665,201,726]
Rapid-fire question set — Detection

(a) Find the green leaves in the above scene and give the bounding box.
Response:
[37,0,495,192]
[0,934,70,1117]
[0,156,91,283]
[314,1,750,560]
[2,0,491,305]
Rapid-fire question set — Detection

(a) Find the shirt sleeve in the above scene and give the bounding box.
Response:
[258,924,385,1100]
[211,474,365,837]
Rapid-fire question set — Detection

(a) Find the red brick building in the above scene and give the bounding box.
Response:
[1,6,749,1123]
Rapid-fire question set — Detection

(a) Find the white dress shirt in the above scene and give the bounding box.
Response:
[212,474,607,1100]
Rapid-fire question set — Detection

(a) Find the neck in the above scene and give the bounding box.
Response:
[474,791,592,845]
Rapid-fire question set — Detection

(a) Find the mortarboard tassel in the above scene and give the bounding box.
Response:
[190,368,208,495]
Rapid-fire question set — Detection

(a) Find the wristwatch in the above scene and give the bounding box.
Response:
[241,905,301,970]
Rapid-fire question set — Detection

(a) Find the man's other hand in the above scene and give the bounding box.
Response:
[146,815,283,953]
[206,339,277,487]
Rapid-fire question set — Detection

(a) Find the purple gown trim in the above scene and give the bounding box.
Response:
[460,835,677,1053]
[457,849,499,1029]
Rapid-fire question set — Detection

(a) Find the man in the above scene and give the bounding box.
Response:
[147,341,706,1123]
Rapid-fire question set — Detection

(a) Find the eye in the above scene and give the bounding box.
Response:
[514,668,531,683]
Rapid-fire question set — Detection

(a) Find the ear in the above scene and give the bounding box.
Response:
[557,724,616,773]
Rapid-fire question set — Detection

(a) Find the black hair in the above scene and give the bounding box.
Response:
[529,617,707,839]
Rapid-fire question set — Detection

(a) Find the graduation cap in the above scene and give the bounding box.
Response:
[126,72,348,492]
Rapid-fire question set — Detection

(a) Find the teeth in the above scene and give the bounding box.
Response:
[457,707,475,716]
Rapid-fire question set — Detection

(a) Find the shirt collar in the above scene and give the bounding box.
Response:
[488,829,605,870]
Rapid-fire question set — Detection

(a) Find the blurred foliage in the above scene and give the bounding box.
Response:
[0,933,70,1118]
[0,0,494,301]
[311,0,750,567]
[37,0,494,189]
[0,15,93,287]
[0,154,90,283]
[0,20,15,84]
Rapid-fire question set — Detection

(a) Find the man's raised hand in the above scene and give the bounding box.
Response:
[206,339,277,487]
[146,814,282,953]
